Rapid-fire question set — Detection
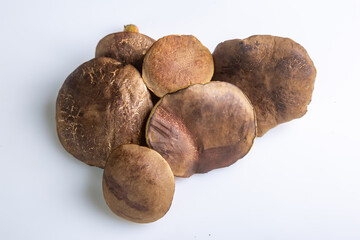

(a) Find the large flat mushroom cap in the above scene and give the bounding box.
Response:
[142,35,214,97]
[56,57,153,168]
[103,144,175,223]
[146,81,256,177]
[212,35,316,136]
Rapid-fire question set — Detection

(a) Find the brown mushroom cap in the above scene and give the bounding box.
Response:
[95,28,155,72]
[56,57,153,168]
[146,81,256,177]
[103,144,175,223]
[142,35,214,97]
[212,35,316,137]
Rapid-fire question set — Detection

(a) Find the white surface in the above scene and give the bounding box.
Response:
[1,0,360,239]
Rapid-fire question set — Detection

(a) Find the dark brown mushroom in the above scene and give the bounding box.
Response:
[142,35,214,97]
[212,35,316,136]
[95,25,155,72]
[56,57,153,168]
[146,81,256,177]
[103,144,175,223]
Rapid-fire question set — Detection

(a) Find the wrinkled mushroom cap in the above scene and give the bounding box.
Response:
[95,29,155,72]
[142,35,214,97]
[103,144,175,223]
[56,57,153,168]
[212,35,316,136]
[146,81,256,177]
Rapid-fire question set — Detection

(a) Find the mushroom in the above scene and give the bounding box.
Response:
[56,57,153,168]
[146,81,256,177]
[95,24,155,72]
[103,144,175,223]
[212,35,317,136]
[142,35,214,97]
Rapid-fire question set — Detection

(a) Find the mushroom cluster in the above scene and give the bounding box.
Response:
[56,25,316,223]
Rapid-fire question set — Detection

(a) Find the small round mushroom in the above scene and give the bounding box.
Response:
[142,35,214,97]
[95,25,155,72]
[56,57,153,168]
[212,35,317,137]
[103,144,175,223]
[146,81,256,177]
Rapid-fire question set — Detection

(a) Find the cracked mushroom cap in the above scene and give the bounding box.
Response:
[103,144,175,223]
[56,57,153,168]
[95,25,155,72]
[146,81,256,177]
[142,35,214,97]
[212,35,316,136]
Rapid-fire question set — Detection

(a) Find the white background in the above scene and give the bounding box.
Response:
[1,0,359,239]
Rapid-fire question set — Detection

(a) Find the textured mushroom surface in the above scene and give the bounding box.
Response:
[212,35,316,136]
[142,35,214,97]
[95,30,155,72]
[103,144,175,223]
[56,57,153,168]
[146,81,256,177]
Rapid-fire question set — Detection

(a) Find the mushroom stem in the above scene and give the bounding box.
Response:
[124,24,139,33]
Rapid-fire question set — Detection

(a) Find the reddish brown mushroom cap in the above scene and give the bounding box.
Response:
[146,81,256,177]
[103,144,175,223]
[142,35,214,97]
[95,28,155,72]
[212,35,317,136]
[56,57,153,168]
